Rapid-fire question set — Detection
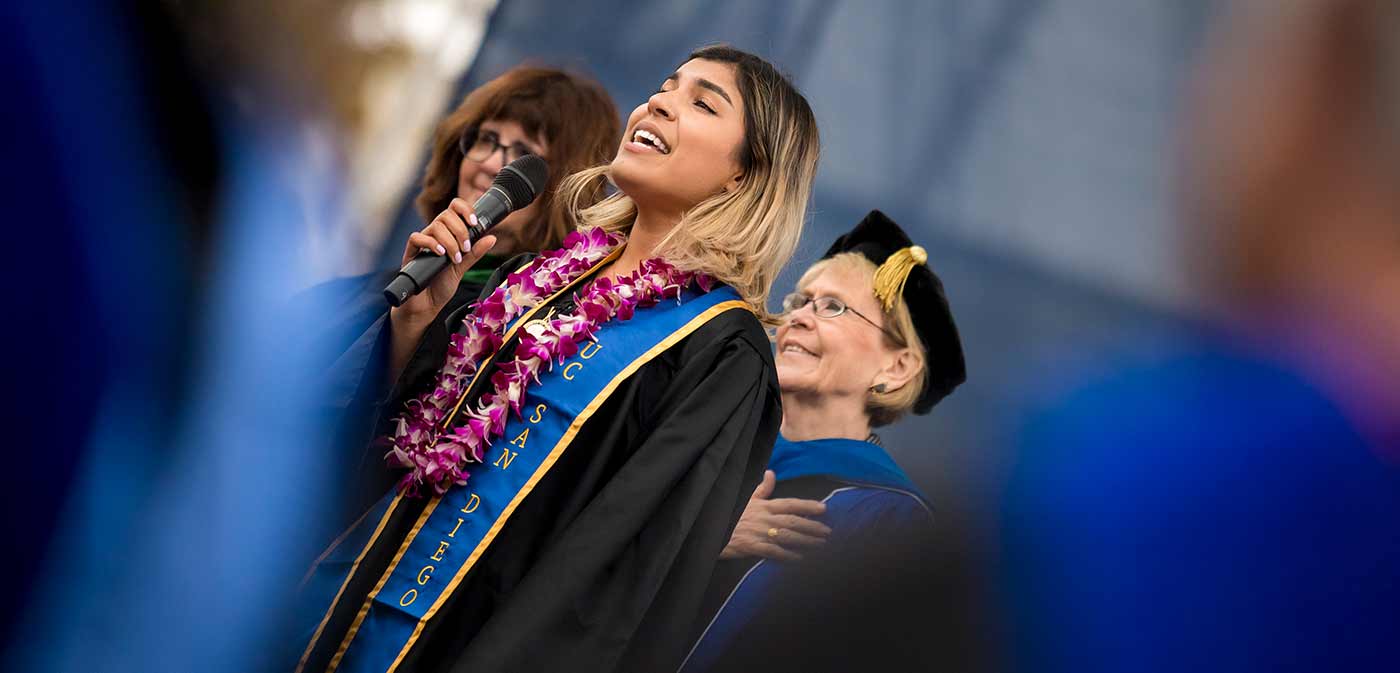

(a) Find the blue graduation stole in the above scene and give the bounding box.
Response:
[767,435,928,505]
[296,275,747,673]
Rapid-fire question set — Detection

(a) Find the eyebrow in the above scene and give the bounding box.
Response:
[482,128,541,152]
[818,289,855,305]
[665,73,734,107]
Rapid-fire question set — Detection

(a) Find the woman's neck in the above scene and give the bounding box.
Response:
[779,391,872,442]
[604,207,678,279]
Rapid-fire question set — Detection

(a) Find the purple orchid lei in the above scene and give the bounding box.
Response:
[382,226,715,497]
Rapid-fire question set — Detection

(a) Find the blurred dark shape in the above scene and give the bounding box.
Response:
[1,0,215,649]
[690,480,988,673]
[1003,1,1400,670]
[166,2,405,137]
[1006,347,1398,672]
[1,1,384,671]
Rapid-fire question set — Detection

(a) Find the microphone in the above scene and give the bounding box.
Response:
[383,154,550,307]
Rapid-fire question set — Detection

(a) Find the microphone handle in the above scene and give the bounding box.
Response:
[382,188,513,307]
[382,254,446,307]
[465,217,492,242]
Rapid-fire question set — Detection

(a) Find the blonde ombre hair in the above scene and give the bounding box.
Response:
[797,252,927,427]
[556,45,820,323]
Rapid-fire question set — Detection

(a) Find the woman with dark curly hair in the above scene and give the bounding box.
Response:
[304,65,619,370]
[382,65,621,389]
[295,63,620,578]
[412,65,620,267]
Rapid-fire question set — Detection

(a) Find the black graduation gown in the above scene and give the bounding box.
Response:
[296,254,781,673]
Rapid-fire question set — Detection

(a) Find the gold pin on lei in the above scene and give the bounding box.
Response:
[871,245,927,311]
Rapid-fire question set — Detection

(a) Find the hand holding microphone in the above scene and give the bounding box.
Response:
[384,155,549,308]
[389,205,496,320]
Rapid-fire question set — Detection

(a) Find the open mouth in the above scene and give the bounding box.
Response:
[781,343,818,357]
[630,128,670,154]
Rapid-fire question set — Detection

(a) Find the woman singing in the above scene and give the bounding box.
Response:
[294,45,820,673]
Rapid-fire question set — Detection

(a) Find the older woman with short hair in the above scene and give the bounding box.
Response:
[682,210,968,673]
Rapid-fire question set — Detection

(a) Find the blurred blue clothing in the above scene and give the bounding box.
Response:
[1004,334,1400,672]
[2,3,342,671]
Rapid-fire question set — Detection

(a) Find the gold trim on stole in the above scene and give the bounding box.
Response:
[325,496,444,672]
[386,299,751,672]
[312,248,623,672]
[441,248,624,429]
[294,495,404,673]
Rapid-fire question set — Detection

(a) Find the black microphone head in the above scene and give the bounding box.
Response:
[492,155,549,208]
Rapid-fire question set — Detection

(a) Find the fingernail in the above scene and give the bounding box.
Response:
[462,239,471,250]
[435,244,446,255]
[454,252,463,264]
[469,214,478,225]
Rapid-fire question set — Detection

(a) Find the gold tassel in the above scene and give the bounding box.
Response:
[872,245,927,311]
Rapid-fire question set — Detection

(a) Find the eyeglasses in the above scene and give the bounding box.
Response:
[458,127,536,164]
[781,292,900,342]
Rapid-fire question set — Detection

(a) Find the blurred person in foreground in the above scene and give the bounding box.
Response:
[1003,1,1400,671]
[679,210,973,673]
[303,65,619,526]
[292,45,819,673]
[4,2,394,672]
